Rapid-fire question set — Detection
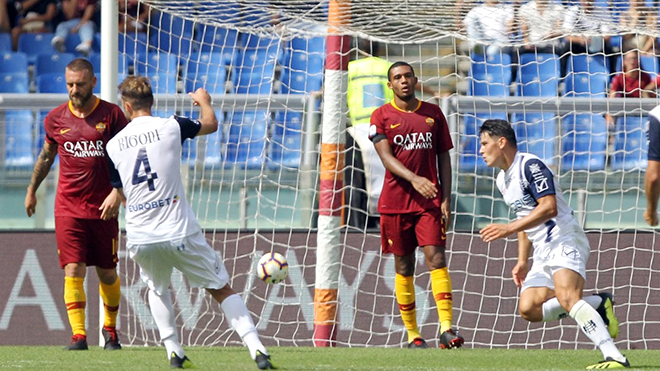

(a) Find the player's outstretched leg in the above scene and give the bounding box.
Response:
[595,292,619,339]
[209,286,276,369]
[439,329,464,349]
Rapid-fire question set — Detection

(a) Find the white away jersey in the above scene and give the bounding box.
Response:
[106,115,202,244]
[496,152,584,249]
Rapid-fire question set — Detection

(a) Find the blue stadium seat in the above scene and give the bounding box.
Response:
[279,69,323,94]
[184,53,228,94]
[233,37,281,93]
[0,33,11,52]
[561,114,608,171]
[284,36,326,75]
[564,73,609,97]
[195,25,239,65]
[511,113,556,165]
[154,11,195,35]
[150,31,194,59]
[135,52,179,76]
[468,52,512,96]
[18,33,56,64]
[88,54,129,76]
[64,32,100,56]
[516,53,560,97]
[0,52,29,75]
[35,53,76,77]
[460,112,508,171]
[4,110,35,167]
[223,110,269,168]
[147,72,178,94]
[36,73,67,93]
[611,115,648,170]
[200,110,226,167]
[0,74,29,93]
[118,32,149,66]
[268,127,302,169]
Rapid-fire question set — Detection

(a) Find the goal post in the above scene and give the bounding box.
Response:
[104,0,660,350]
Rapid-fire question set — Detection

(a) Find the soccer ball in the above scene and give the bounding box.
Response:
[257,252,289,284]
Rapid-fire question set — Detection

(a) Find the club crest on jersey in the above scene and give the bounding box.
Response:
[95,122,107,133]
[425,117,435,126]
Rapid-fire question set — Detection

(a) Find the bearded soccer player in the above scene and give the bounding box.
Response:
[369,61,464,349]
[25,59,127,350]
[478,119,629,369]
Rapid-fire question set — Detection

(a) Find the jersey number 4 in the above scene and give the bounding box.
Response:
[132,147,158,191]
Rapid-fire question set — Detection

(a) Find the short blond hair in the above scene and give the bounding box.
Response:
[118,76,154,111]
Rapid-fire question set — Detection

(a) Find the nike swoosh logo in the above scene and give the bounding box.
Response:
[390,123,402,129]
[60,128,71,134]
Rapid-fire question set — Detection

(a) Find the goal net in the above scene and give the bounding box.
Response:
[115,0,660,349]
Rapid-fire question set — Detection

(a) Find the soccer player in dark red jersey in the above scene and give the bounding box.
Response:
[369,61,464,349]
[24,59,127,351]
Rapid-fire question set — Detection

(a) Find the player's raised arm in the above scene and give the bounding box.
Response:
[25,140,58,217]
[188,88,218,136]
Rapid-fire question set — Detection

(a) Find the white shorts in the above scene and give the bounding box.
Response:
[521,232,591,293]
[127,231,229,295]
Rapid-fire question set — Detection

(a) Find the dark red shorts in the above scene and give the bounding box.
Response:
[55,216,119,269]
[380,208,446,256]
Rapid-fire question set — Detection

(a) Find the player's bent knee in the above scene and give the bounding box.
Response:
[518,301,542,322]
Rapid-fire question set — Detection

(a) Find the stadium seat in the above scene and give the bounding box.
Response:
[239,34,282,67]
[223,110,269,168]
[195,25,239,65]
[511,113,556,165]
[184,53,228,94]
[35,53,76,77]
[0,33,11,52]
[201,111,226,167]
[0,52,29,75]
[516,53,560,97]
[118,32,149,66]
[284,36,326,75]
[154,11,195,35]
[88,54,129,76]
[564,55,608,97]
[135,52,179,76]
[460,112,508,171]
[17,33,56,64]
[269,110,304,169]
[468,52,512,97]
[64,32,100,56]
[150,31,194,60]
[233,36,280,93]
[0,74,29,93]
[36,73,67,93]
[4,110,35,167]
[147,71,178,94]
[279,69,322,94]
[561,114,608,171]
[611,115,648,170]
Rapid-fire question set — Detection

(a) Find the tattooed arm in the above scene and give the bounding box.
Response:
[25,141,58,217]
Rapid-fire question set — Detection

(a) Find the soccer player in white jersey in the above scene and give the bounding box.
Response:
[105,76,275,370]
[477,119,630,369]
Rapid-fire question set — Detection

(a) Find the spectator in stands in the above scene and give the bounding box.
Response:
[118,0,149,33]
[462,0,516,57]
[9,0,57,50]
[605,49,652,128]
[518,0,565,55]
[0,0,10,32]
[51,0,97,56]
[562,0,612,55]
[619,0,657,54]
[644,104,660,226]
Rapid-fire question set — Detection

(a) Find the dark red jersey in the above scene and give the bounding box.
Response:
[610,72,652,98]
[369,101,453,214]
[45,98,128,218]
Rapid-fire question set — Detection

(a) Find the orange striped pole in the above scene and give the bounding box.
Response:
[314,0,350,347]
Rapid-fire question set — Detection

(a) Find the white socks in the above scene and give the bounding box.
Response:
[542,294,603,322]
[148,289,185,360]
[220,294,268,360]
[569,300,626,363]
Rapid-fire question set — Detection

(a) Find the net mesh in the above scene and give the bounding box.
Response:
[114,0,660,349]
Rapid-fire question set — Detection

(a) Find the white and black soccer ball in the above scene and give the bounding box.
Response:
[257,252,289,284]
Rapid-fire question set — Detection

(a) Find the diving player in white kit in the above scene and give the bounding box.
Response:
[477,119,630,369]
[106,76,275,370]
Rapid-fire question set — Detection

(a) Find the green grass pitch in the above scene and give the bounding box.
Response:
[1,346,659,370]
